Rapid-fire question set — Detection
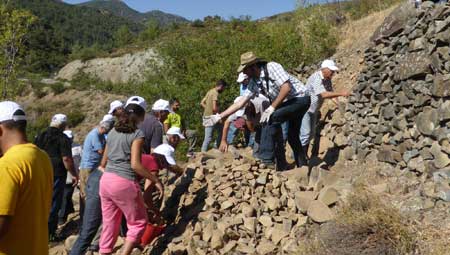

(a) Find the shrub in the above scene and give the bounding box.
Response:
[50,82,66,95]
[67,110,85,127]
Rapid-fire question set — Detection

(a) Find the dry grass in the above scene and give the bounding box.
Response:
[297,185,417,255]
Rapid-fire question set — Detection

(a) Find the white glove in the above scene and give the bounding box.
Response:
[203,113,222,127]
[260,106,275,124]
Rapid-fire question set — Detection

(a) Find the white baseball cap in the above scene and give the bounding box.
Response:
[52,114,67,123]
[236,72,248,83]
[108,100,124,114]
[0,101,26,122]
[102,114,114,123]
[321,59,339,71]
[153,144,176,165]
[63,130,73,139]
[166,127,185,139]
[126,96,147,111]
[152,99,171,112]
[234,96,246,117]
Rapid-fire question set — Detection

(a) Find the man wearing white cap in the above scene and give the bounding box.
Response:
[300,59,350,158]
[0,101,53,255]
[237,72,250,96]
[108,100,124,117]
[35,113,78,240]
[140,99,171,154]
[166,126,185,149]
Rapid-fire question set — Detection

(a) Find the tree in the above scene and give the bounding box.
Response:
[0,3,36,98]
[114,25,134,47]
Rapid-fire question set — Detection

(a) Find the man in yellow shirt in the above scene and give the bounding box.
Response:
[164,98,197,157]
[0,101,53,255]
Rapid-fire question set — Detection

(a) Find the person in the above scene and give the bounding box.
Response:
[0,101,53,255]
[163,98,197,157]
[99,96,164,255]
[78,117,114,219]
[108,100,125,117]
[140,98,170,154]
[35,113,79,240]
[237,72,250,96]
[201,79,227,152]
[219,95,270,156]
[205,52,311,170]
[300,60,350,158]
[58,130,82,225]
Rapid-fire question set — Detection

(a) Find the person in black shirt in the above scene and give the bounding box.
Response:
[34,113,78,240]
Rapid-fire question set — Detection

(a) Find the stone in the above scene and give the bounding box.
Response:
[221,240,237,253]
[431,142,450,169]
[266,197,281,211]
[307,200,334,223]
[64,235,78,251]
[439,100,450,121]
[294,191,316,214]
[221,200,234,210]
[371,2,415,43]
[256,241,276,255]
[377,147,402,164]
[259,215,273,227]
[202,223,214,242]
[432,74,450,97]
[233,163,251,172]
[334,133,348,147]
[408,156,426,173]
[393,52,432,81]
[256,173,268,185]
[271,228,289,245]
[241,204,256,217]
[416,107,439,136]
[318,187,339,206]
[243,217,257,233]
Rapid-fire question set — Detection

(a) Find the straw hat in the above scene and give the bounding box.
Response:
[237,51,266,73]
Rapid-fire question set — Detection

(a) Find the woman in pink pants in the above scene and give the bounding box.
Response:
[98,96,164,255]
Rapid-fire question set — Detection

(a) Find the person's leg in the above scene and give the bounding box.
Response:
[226,124,238,144]
[113,181,148,255]
[99,173,124,255]
[201,126,213,152]
[89,225,102,253]
[48,174,66,238]
[70,170,103,255]
[58,184,74,224]
[281,122,289,144]
[214,122,223,149]
[258,123,277,164]
[79,169,93,221]
[185,129,197,153]
[300,112,312,149]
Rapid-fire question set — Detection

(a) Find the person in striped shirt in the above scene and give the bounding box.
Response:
[301,59,351,158]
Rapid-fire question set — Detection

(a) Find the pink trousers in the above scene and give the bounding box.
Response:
[99,172,148,253]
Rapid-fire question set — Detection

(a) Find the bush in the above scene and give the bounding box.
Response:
[50,82,66,95]
[67,110,85,127]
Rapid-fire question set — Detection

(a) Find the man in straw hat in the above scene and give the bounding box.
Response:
[205,52,311,170]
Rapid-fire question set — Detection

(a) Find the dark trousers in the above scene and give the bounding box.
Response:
[49,174,66,236]
[259,96,310,168]
[70,169,103,255]
[59,184,75,223]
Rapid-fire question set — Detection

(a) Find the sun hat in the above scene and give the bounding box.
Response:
[153,144,176,165]
[108,100,124,114]
[126,96,147,111]
[0,101,26,122]
[166,127,185,139]
[236,72,248,83]
[237,51,266,73]
[152,99,171,112]
[321,59,339,71]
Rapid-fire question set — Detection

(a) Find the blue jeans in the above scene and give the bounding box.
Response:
[49,174,66,236]
[70,169,103,255]
[300,112,317,147]
[201,123,223,152]
[259,96,310,168]
[58,184,75,223]
[281,121,289,143]
[227,124,238,144]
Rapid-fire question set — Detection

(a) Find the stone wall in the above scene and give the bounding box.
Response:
[323,2,450,178]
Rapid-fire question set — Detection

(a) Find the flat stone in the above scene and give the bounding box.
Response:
[407,156,426,173]
[241,204,256,217]
[431,142,450,169]
[307,200,334,223]
[232,163,251,172]
[393,52,432,81]
[271,228,289,245]
[265,197,281,211]
[221,200,234,210]
[416,107,439,136]
[318,187,339,206]
[243,217,257,233]
[294,191,316,214]
[258,215,273,227]
[221,240,237,253]
[432,74,450,97]
[256,241,276,255]
[256,173,268,185]
[210,231,224,250]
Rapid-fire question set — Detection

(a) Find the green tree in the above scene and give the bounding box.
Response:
[114,25,134,47]
[0,3,36,98]
[138,21,161,42]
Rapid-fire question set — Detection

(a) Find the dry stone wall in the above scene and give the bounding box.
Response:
[323,2,450,180]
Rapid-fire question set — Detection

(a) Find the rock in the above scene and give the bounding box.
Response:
[408,156,426,173]
[64,235,78,251]
[243,217,257,233]
[241,204,256,217]
[271,227,289,245]
[431,142,450,169]
[377,147,402,164]
[294,191,316,214]
[318,187,339,206]
[371,2,415,43]
[211,231,224,250]
[233,163,251,172]
[266,197,281,211]
[416,107,439,136]
[256,173,268,185]
[432,74,450,97]
[221,200,234,210]
[221,241,237,253]
[439,100,450,121]
[259,215,273,227]
[256,241,276,255]
[307,200,334,223]
[393,52,432,81]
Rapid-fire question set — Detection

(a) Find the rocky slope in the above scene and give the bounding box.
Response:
[56,49,160,84]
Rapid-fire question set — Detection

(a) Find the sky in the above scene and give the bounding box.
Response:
[63,0,302,20]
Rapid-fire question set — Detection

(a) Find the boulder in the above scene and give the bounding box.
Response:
[318,187,339,206]
[393,52,432,81]
[307,200,335,223]
[416,107,439,136]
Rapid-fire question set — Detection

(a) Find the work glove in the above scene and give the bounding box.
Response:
[260,106,275,124]
[203,113,221,127]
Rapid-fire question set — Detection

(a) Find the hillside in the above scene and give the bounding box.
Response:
[9,0,143,73]
[79,0,189,25]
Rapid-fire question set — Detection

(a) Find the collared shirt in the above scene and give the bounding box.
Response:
[243,62,309,102]
[80,128,105,170]
[306,70,333,113]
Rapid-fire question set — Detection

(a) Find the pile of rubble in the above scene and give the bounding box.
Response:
[322,2,450,195]
[154,149,340,255]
